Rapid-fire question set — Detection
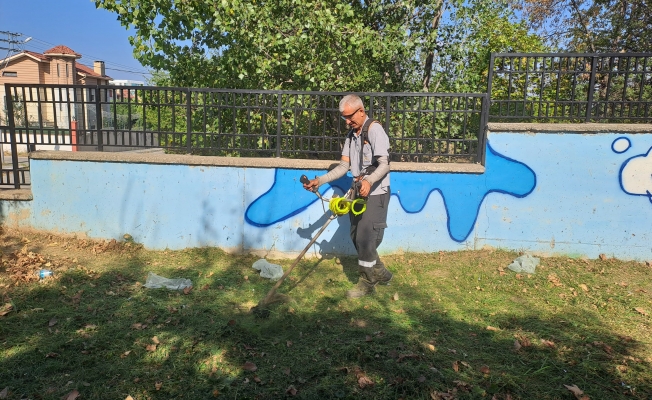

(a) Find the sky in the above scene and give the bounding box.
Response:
[0,0,150,82]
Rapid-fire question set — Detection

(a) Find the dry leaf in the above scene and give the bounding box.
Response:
[151,336,160,344]
[599,254,607,260]
[125,397,134,400]
[479,366,490,374]
[0,387,7,399]
[579,284,589,292]
[541,339,556,348]
[418,375,426,383]
[253,375,262,383]
[514,340,522,351]
[357,375,375,389]
[365,335,372,342]
[146,344,157,352]
[283,368,291,376]
[452,361,459,372]
[392,293,399,301]
[243,361,257,372]
[486,326,500,331]
[285,386,297,396]
[183,286,193,295]
[0,304,13,317]
[62,390,80,400]
[634,307,649,316]
[286,340,293,347]
[49,317,58,327]
[427,344,436,352]
[155,381,162,390]
[564,384,588,399]
[120,351,131,358]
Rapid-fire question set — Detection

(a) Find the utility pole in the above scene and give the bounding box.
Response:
[0,31,32,70]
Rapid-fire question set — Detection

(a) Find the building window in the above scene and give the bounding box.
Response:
[2,71,17,77]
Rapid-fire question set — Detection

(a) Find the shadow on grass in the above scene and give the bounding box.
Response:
[0,244,650,400]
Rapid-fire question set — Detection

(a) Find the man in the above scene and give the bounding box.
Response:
[303,94,392,298]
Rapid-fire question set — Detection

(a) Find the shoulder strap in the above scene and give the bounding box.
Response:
[349,119,381,176]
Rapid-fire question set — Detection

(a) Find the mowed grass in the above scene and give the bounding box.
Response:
[1,228,651,400]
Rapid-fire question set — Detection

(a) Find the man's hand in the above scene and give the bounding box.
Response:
[358,180,371,197]
[303,178,320,192]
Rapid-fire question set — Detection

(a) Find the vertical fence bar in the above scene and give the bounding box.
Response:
[276,93,282,158]
[95,85,103,151]
[186,89,192,154]
[5,84,20,189]
[478,94,489,165]
[486,54,496,120]
[585,56,598,123]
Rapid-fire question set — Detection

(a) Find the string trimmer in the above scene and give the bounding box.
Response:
[251,174,366,318]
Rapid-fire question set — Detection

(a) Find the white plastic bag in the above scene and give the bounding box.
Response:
[143,272,192,290]
[507,254,540,274]
[252,259,284,281]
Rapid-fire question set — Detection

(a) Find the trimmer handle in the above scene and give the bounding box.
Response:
[300,175,310,185]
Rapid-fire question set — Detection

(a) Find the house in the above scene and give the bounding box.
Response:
[0,45,112,151]
[0,45,111,126]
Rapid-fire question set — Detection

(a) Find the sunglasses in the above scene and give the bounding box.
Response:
[340,108,361,121]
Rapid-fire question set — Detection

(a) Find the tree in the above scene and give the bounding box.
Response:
[511,0,652,52]
[97,0,546,93]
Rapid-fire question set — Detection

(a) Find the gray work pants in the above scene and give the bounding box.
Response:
[349,190,390,268]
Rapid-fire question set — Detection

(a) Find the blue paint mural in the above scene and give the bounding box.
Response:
[614,137,652,203]
[245,142,537,242]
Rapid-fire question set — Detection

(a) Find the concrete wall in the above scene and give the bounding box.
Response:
[2,123,652,261]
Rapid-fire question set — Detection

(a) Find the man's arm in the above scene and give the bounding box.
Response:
[303,156,350,191]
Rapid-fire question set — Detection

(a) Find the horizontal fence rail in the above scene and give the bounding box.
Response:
[1,84,488,168]
[488,53,652,123]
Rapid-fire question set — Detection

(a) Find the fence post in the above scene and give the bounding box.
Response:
[5,84,21,189]
[585,56,598,123]
[384,95,391,135]
[95,85,103,151]
[276,93,282,158]
[478,94,489,165]
[486,53,496,120]
[186,89,192,154]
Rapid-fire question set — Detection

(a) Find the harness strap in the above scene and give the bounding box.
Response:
[348,119,378,178]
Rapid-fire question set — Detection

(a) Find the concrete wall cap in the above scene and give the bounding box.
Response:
[28,151,485,174]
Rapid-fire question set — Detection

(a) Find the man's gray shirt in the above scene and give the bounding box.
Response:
[342,118,391,196]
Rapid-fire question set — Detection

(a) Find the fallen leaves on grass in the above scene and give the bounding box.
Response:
[243,362,257,372]
[183,286,193,295]
[155,382,162,390]
[541,339,556,348]
[0,303,13,317]
[479,365,490,374]
[564,384,590,399]
[548,274,562,287]
[354,368,375,389]
[1,247,64,284]
[486,326,500,331]
[62,390,80,400]
[431,391,456,399]
[0,387,7,399]
[49,317,58,327]
[285,386,297,396]
[392,293,399,301]
[634,307,648,316]
[125,396,134,400]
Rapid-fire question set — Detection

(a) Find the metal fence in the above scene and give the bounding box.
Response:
[487,53,652,122]
[1,84,488,188]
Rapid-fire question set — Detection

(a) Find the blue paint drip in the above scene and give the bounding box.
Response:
[245,142,536,242]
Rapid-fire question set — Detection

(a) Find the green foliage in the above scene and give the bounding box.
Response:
[95,0,547,93]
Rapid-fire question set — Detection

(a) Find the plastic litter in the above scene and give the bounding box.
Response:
[37,269,53,279]
[143,272,192,290]
[507,254,540,274]
[252,259,284,281]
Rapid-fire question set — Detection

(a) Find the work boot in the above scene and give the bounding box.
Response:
[373,260,393,285]
[346,267,377,298]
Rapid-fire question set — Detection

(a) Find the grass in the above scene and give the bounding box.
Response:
[1,228,651,400]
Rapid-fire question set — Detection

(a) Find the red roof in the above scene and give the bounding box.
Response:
[43,45,81,57]
[23,50,50,61]
[76,63,110,79]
